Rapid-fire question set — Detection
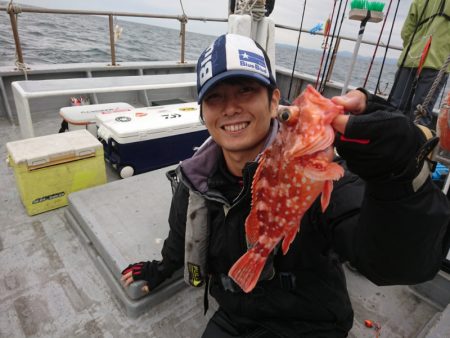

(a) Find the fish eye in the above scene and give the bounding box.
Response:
[278,109,291,122]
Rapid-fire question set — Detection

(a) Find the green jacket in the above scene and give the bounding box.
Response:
[398,0,450,72]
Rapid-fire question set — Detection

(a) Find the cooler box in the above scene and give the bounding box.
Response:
[59,102,134,134]
[96,102,210,178]
[6,130,107,215]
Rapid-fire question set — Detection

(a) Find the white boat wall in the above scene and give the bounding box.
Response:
[0,2,449,337]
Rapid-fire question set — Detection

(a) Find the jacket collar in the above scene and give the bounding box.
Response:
[180,119,279,194]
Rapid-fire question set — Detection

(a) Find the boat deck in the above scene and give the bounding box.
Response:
[1,110,449,337]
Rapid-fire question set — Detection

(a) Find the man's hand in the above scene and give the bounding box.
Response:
[332,89,367,115]
[330,89,431,184]
[121,262,150,294]
[331,89,367,133]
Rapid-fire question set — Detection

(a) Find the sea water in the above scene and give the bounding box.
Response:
[0,11,448,104]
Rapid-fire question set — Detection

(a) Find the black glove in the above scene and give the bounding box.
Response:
[121,260,169,288]
[335,106,437,185]
[121,261,152,282]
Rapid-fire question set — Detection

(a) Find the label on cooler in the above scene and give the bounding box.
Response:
[95,102,206,143]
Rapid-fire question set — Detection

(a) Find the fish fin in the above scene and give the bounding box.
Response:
[289,126,335,158]
[228,245,267,293]
[245,211,260,245]
[304,161,344,181]
[281,225,299,255]
[321,180,333,211]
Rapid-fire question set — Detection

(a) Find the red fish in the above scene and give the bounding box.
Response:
[228,85,345,293]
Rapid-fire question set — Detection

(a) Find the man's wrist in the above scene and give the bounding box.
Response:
[355,87,370,113]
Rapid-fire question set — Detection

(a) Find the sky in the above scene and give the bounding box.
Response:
[9,0,413,57]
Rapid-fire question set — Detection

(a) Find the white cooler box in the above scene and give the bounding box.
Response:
[59,102,134,134]
[96,102,210,178]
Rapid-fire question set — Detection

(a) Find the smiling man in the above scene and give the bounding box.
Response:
[121,34,450,337]
[201,77,279,176]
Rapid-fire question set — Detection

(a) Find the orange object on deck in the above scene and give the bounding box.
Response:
[437,92,450,152]
[364,319,374,328]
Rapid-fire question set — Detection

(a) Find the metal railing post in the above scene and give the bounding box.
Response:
[179,15,187,64]
[7,4,24,65]
[108,15,116,66]
[0,5,401,72]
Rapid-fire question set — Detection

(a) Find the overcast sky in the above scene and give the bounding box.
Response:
[12,0,413,56]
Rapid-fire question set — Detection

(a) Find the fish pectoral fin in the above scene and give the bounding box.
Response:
[304,161,344,181]
[323,162,345,180]
[321,180,333,211]
[289,126,335,158]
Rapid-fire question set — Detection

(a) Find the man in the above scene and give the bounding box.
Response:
[389,0,450,128]
[121,34,450,337]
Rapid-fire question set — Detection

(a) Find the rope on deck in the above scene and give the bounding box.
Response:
[414,53,450,123]
[235,0,266,21]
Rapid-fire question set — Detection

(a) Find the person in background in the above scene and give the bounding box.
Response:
[121,34,450,337]
[389,0,450,128]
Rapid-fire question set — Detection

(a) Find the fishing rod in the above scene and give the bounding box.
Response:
[287,0,307,100]
[318,0,347,93]
[314,0,338,89]
[320,0,349,92]
[363,0,394,88]
[374,0,400,95]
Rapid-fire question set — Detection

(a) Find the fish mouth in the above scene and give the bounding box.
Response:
[222,122,250,133]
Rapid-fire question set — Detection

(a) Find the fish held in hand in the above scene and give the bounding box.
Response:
[228,85,345,293]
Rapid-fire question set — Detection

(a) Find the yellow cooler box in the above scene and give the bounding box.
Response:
[7,130,107,215]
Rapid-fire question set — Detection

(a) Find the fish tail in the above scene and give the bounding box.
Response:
[228,245,267,293]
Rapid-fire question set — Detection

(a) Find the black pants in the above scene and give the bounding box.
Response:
[201,308,348,338]
[202,309,273,338]
[389,67,448,128]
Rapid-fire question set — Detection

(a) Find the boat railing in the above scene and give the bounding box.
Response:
[1,4,402,80]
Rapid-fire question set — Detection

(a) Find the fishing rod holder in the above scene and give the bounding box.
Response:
[340,7,384,95]
[349,9,383,23]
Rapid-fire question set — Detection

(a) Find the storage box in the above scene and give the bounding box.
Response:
[96,102,209,178]
[7,130,107,215]
[59,102,134,134]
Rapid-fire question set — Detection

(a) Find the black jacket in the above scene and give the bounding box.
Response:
[144,103,450,336]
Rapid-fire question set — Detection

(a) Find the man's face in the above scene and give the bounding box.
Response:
[201,78,280,159]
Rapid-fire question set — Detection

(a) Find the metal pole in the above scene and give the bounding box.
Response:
[7,5,24,65]
[363,0,394,88]
[179,15,187,64]
[341,16,370,95]
[109,15,116,66]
